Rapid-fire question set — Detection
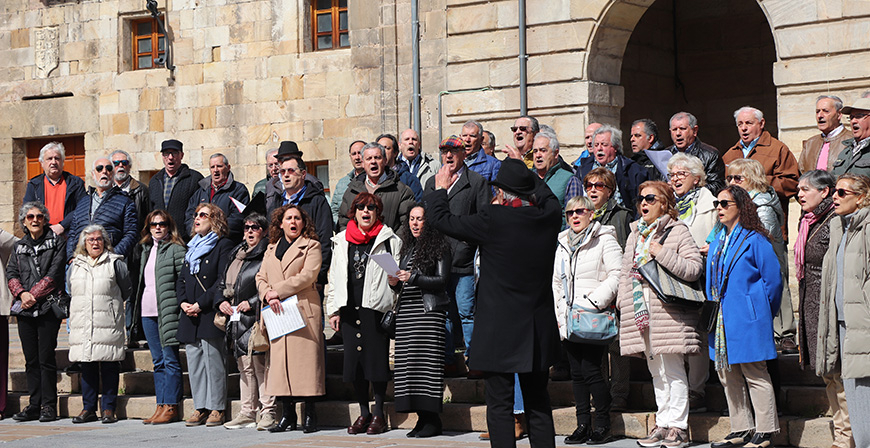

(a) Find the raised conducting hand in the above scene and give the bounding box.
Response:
[504,144,524,160]
[434,165,458,190]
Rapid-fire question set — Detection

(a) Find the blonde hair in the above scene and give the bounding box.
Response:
[190,203,229,238]
[727,158,768,192]
[667,153,706,186]
[565,196,594,212]
[837,173,870,208]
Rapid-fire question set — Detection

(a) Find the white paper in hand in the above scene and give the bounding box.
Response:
[261,296,306,340]
[229,306,241,322]
[369,253,400,275]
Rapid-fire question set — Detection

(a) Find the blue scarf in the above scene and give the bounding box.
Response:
[185,231,219,274]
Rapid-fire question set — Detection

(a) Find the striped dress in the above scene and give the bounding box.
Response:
[393,253,447,413]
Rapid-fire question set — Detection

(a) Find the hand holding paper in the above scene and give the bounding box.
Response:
[369,252,400,275]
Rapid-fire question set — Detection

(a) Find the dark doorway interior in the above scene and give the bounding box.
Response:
[619,0,777,155]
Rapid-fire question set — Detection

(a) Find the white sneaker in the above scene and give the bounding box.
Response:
[223,415,256,429]
[257,413,276,431]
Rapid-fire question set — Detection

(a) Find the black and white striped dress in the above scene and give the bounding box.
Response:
[393,252,447,413]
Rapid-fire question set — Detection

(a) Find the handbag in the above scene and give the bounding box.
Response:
[249,310,270,353]
[47,291,71,320]
[379,284,403,339]
[699,300,720,334]
[566,294,618,345]
[636,226,705,308]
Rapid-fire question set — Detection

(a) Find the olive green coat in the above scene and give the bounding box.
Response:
[135,240,186,347]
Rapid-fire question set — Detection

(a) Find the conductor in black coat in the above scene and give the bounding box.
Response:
[424,158,561,448]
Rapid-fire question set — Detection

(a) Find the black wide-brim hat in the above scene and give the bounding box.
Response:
[276,141,303,158]
[490,158,536,196]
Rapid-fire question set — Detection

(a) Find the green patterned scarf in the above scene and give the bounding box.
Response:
[676,188,700,222]
[631,218,660,332]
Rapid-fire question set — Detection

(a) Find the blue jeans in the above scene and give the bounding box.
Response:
[142,317,183,405]
[445,274,475,360]
[80,361,119,411]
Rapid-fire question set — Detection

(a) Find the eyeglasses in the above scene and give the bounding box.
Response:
[726,174,744,183]
[95,164,113,173]
[244,224,262,232]
[510,126,530,133]
[565,208,590,217]
[850,112,870,120]
[584,181,609,191]
[149,221,168,228]
[25,213,45,221]
[637,194,658,204]
[835,188,859,197]
[196,211,211,219]
[86,237,104,244]
[112,160,130,167]
[355,204,377,211]
[279,167,299,175]
[668,171,690,181]
[713,200,734,209]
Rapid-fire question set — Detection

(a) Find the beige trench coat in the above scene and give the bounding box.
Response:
[256,236,325,397]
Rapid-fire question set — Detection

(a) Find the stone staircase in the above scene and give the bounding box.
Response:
[5,322,839,447]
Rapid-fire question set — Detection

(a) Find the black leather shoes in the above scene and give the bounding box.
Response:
[101,410,117,424]
[72,410,98,424]
[268,406,297,433]
[744,432,773,448]
[302,402,318,433]
[38,406,57,422]
[565,424,590,444]
[587,426,614,445]
[711,430,753,448]
[12,405,40,422]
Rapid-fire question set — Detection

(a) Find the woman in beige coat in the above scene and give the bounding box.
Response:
[256,205,324,433]
[617,181,702,448]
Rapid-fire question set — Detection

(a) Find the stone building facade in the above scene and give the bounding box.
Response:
[1,0,868,233]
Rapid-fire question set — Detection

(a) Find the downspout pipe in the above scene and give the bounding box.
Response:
[518,0,528,115]
[411,0,422,133]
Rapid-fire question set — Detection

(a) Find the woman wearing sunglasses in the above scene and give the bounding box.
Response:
[818,173,870,448]
[256,205,325,433]
[133,210,187,425]
[552,196,620,444]
[325,192,402,435]
[706,185,782,448]
[216,213,276,431]
[584,167,631,249]
[178,204,235,427]
[617,181,703,448]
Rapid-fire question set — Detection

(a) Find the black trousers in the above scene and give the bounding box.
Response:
[17,313,61,408]
[484,370,555,448]
[564,340,611,428]
[80,361,120,412]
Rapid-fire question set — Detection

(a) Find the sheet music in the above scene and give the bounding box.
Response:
[261,296,306,340]
[369,253,400,275]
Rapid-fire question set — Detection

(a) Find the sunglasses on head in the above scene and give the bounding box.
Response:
[25,213,45,221]
[510,126,530,133]
[835,188,858,197]
[355,204,377,211]
[565,208,590,217]
[149,221,168,228]
[725,174,744,183]
[584,181,609,191]
[713,199,734,209]
[95,164,113,173]
[244,224,261,231]
[637,194,658,204]
[112,160,130,167]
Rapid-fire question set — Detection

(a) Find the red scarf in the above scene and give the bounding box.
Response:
[346,219,383,244]
[502,197,534,208]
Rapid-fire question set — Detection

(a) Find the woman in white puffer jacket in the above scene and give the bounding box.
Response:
[67,224,131,424]
[552,196,622,445]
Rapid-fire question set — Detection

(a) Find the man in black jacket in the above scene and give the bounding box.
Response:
[425,158,561,448]
[338,142,415,232]
[423,136,492,378]
[23,141,86,236]
[185,153,250,243]
[649,112,726,194]
[576,125,649,214]
[148,139,204,241]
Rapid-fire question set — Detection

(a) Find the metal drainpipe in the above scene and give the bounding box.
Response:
[411,0,422,134]
[518,0,528,115]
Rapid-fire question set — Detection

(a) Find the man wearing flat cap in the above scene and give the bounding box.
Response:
[424,157,561,448]
[832,97,870,177]
[148,139,204,241]
[423,136,491,378]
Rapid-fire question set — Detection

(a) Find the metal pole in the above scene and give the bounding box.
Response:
[518,0,527,115]
[411,0,422,133]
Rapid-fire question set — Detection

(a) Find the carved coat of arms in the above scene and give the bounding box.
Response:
[35,26,59,78]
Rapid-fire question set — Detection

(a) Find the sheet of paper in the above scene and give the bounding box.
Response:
[261,296,306,340]
[369,253,400,275]
[229,306,241,322]
[645,149,673,178]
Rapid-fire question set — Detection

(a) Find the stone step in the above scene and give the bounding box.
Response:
[1,394,837,446]
[8,370,242,399]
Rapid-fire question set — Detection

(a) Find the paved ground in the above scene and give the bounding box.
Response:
[0,419,647,447]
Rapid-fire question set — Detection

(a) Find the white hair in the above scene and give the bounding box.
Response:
[39,142,65,163]
[733,106,764,123]
[535,130,560,152]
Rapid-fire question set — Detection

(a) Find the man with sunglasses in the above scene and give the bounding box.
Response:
[462,120,502,182]
[831,97,870,178]
[148,139,205,243]
[23,141,87,237]
[66,157,137,262]
[505,116,538,170]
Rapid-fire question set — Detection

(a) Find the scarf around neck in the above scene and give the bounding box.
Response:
[794,198,834,280]
[185,231,219,274]
[676,188,700,222]
[346,219,383,245]
[630,217,661,332]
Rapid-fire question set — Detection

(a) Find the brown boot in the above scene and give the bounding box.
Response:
[142,405,164,424]
[153,404,180,425]
[514,413,526,440]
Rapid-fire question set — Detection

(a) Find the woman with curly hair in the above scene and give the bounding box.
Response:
[388,204,452,438]
[255,205,324,433]
[707,185,782,448]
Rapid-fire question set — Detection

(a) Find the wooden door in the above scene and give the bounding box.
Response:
[26,136,86,181]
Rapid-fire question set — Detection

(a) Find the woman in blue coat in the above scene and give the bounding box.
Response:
[706,185,782,448]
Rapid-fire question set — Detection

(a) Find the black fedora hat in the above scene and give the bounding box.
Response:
[276,141,303,159]
[490,159,536,196]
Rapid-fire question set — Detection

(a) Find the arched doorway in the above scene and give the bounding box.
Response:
[617,0,778,153]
